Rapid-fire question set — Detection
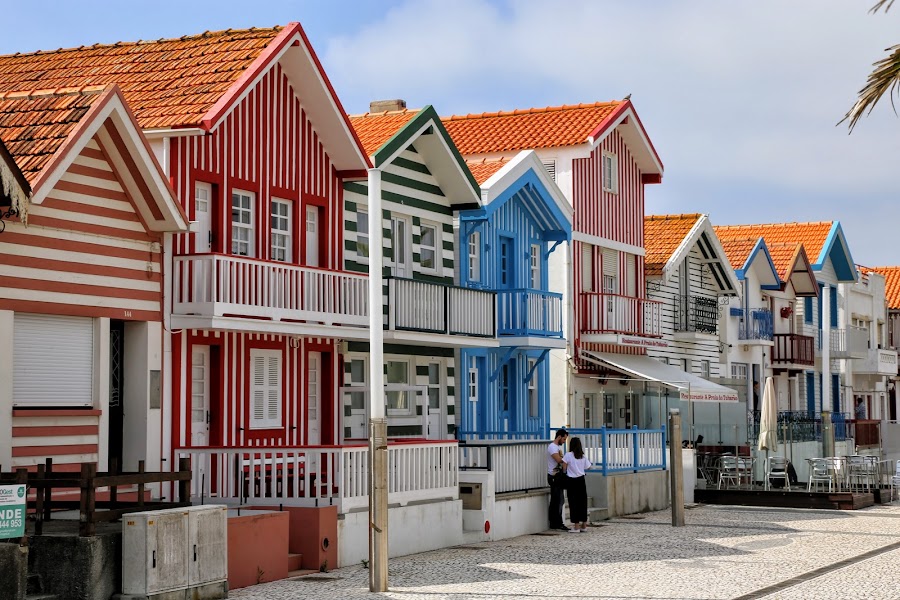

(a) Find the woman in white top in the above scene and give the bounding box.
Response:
[563,437,592,532]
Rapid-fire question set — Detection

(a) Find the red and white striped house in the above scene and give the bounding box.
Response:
[443,101,668,427]
[0,84,187,472]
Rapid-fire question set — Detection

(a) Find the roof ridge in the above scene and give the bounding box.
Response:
[466,157,509,164]
[0,85,109,100]
[6,25,284,58]
[348,108,419,118]
[645,213,703,221]
[444,100,621,121]
[715,220,834,229]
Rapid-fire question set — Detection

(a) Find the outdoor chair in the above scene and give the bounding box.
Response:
[765,456,790,491]
[847,455,877,492]
[807,458,834,492]
[891,460,900,503]
[717,456,741,489]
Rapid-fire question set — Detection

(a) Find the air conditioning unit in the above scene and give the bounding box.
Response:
[122,505,228,598]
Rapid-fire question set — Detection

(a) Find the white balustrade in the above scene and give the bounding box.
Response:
[177,441,458,512]
[173,254,368,326]
[447,286,496,337]
[388,278,496,337]
[459,441,547,494]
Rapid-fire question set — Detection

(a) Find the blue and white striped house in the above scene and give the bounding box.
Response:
[457,151,573,439]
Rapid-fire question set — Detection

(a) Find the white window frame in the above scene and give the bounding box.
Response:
[468,356,479,402]
[386,359,413,415]
[419,221,439,274]
[530,243,541,289]
[700,360,710,379]
[602,152,618,193]
[732,362,749,380]
[528,358,539,418]
[231,190,255,257]
[427,362,442,411]
[390,214,412,276]
[250,348,282,429]
[356,209,370,263]
[271,198,291,262]
[468,230,481,283]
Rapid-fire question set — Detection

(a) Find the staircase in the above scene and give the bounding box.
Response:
[26,573,57,600]
[564,496,609,525]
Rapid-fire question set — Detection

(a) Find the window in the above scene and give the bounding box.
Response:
[13,313,94,407]
[271,199,291,262]
[500,363,510,413]
[356,210,369,260]
[804,296,813,324]
[419,222,438,272]
[732,363,749,380]
[468,356,479,402]
[391,215,411,276]
[581,244,593,292]
[349,358,366,411]
[602,152,618,193]
[231,190,254,256]
[386,360,410,412]
[468,230,481,282]
[530,244,541,289]
[700,360,710,379]
[427,363,441,413]
[528,359,539,418]
[250,349,281,429]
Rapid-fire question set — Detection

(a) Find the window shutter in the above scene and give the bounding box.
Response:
[602,248,618,277]
[252,354,266,423]
[541,160,557,182]
[13,313,94,407]
[626,254,636,296]
[581,244,593,292]
[267,354,281,421]
[250,349,281,428]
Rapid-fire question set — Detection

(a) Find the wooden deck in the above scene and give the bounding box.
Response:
[695,486,877,510]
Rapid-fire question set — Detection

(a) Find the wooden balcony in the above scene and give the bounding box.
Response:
[772,333,815,367]
[579,292,662,339]
[172,254,368,336]
[497,289,564,339]
[387,277,495,340]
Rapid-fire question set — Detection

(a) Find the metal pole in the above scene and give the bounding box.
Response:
[822,410,834,458]
[367,167,388,592]
[668,408,685,527]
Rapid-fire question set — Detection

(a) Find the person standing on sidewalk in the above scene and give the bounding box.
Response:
[563,436,592,532]
[547,428,569,531]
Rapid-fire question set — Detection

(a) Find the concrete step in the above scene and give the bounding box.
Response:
[287,552,303,571]
[287,568,317,578]
[588,506,609,522]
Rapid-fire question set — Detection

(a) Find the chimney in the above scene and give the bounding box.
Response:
[369,99,407,113]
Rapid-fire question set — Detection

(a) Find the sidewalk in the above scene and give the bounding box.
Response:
[231,503,900,599]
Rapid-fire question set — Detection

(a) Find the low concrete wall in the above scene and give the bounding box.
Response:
[338,500,462,567]
[586,470,669,517]
[460,471,550,543]
[227,510,289,590]
[0,543,27,600]
[29,530,120,600]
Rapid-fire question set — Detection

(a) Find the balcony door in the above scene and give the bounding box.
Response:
[306,206,320,267]
[194,182,212,253]
[391,215,411,278]
[499,236,514,290]
[307,351,322,445]
[191,346,210,446]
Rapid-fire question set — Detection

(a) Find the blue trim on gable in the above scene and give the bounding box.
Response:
[737,238,781,290]
[813,222,857,282]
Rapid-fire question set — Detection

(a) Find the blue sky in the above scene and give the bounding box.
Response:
[3,0,899,265]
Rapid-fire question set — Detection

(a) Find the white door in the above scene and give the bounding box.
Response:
[391,216,411,278]
[582,393,596,429]
[194,182,212,253]
[191,346,210,446]
[426,363,443,439]
[307,352,321,445]
[306,206,319,267]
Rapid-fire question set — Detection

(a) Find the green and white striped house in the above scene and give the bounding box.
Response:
[343,103,497,440]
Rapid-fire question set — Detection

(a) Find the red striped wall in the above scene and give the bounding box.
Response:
[9,410,102,471]
[170,63,344,269]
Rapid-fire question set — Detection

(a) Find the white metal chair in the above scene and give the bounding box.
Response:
[717,456,741,489]
[765,456,790,491]
[847,455,877,492]
[807,458,834,492]
[891,460,900,502]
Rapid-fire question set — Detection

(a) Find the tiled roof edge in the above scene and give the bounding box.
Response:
[0,85,109,100]
[443,101,621,121]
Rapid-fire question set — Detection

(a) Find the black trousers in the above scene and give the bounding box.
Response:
[567,475,587,523]
[547,474,565,527]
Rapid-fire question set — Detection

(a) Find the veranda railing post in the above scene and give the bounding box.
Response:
[600,427,608,476]
[35,463,45,536]
[79,462,96,537]
[632,425,639,473]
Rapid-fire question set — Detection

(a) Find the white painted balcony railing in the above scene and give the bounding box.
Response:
[579,292,663,337]
[173,254,368,326]
[857,348,899,375]
[176,441,458,512]
[458,440,547,494]
[802,325,869,357]
[388,277,496,337]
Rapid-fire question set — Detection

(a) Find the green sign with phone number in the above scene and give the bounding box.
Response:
[0,485,26,539]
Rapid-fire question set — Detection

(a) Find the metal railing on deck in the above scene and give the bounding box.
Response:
[496,289,564,337]
[738,309,773,341]
[747,411,852,443]
[675,295,718,334]
[579,292,663,337]
[565,427,667,475]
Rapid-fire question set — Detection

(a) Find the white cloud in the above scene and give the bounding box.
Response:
[323,0,900,264]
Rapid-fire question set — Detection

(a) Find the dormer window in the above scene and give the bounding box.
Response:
[602,152,618,193]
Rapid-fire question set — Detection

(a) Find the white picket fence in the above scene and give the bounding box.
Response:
[177,441,458,512]
[458,441,547,494]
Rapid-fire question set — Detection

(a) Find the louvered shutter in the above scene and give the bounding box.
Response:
[602,248,618,293]
[541,159,557,182]
[13,313,93,407]
[250,349,282,429]
[626,254,636,296]
[581,244,593,292]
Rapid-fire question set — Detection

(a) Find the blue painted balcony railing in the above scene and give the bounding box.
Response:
[496,289,564,338]
[738,308,774,341]
[560,427,668,475]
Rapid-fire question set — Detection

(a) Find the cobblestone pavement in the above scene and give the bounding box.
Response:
[231,503,900,599]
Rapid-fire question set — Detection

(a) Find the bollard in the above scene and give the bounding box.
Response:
[668,409,685,527]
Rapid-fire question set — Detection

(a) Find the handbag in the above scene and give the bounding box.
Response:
[552,465,567,488]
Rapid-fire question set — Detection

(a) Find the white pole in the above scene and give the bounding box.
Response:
[367,167,388,592]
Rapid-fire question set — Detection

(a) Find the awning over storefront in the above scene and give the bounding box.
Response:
[580,350,739,402]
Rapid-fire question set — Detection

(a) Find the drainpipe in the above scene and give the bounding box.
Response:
[367,167,388,592]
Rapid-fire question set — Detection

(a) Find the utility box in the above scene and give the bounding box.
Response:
[460,482,482,510]
[121,505,227,599]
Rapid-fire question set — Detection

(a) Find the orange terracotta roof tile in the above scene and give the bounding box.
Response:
[348,110,418,156]
[465,158,509,185]
[644,214,702,276]
[716,237,761,272]
[0,86,106,184]
[713,222,834,263]
[867,266,900,309]
[765,242,807,281]
[0,27,282,129]
[442,101,622,155]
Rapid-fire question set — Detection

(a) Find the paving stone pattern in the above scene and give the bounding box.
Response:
[231,504,900,599]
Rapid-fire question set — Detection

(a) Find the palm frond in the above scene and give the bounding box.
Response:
[871,0,895,13]
[841,44,900,131]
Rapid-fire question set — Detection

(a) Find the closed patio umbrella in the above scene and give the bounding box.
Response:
[757,376,778,452]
